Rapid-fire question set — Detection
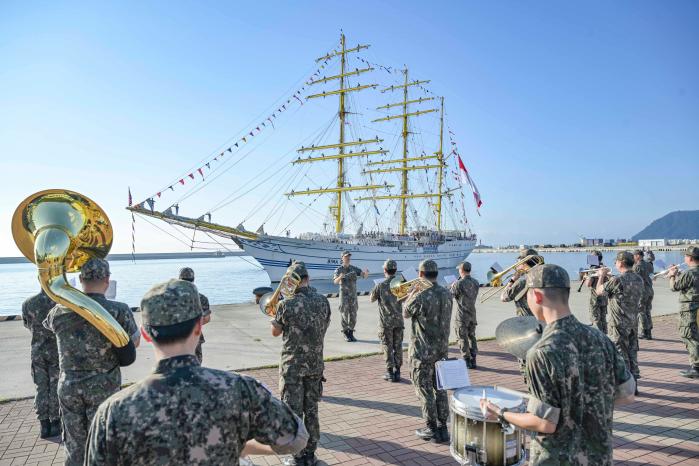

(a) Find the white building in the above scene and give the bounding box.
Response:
[638,239,666,247]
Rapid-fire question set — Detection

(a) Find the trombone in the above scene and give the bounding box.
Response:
[479,255,544,303]
[258,270,302,317]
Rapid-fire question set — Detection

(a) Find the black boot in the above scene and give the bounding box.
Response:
[415,423,437,441]
[304,453,318,466]
[634,376,640,396]
[680,366,699,379]
[384,369,394,381]
[348,330,357,342]
[392,368,401,382]
[435,424,450,444]
[646,330,653,340]
[342,330,352,342]
[50,419,62,438]
[470,355,477,369]
[39,420,51,439]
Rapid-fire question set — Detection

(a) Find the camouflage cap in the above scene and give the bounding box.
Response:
[178,267,195,281]
[288,261,308,278]
[141,279,203,327]
[616,251,634,266]
[633,249,644,257]
[383,259,397,270]
[341,250,352,257]
[518,248,539,259]
[592,250,603,259]
[685,245,699,260]
[79,258,110,281]
[525,264,570,289]
[646,250,655,261]
[457,261,472,272]
[419,259,438,273]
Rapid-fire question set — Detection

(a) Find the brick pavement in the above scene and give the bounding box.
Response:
[1,314,698,466]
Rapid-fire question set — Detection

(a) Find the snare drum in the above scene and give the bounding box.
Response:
[450,386,526,466]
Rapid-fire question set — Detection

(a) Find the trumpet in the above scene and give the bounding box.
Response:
[653,264,682,280]
[258,270,302,317]
[390,276,433,301]
[579,266,612,275]
[479,254,544,303]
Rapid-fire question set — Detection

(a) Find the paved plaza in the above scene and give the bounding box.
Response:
[1,315,698,465]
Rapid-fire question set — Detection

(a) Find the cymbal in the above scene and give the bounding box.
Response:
[495,316,546,360]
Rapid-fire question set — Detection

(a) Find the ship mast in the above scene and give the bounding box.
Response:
[360,68,445,235]
[436,96,445,231]
[288,34,389,233]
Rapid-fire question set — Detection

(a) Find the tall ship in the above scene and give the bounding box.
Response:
[128,34,482,282]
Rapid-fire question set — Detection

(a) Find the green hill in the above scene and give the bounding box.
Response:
[632,210,699,240]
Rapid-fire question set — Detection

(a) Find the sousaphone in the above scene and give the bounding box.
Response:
[12,189,129,347]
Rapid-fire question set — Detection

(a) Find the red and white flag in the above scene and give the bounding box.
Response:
[457,155,482,211]
[128,187,132,207]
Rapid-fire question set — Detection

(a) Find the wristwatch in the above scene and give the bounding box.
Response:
[498,407,509,423]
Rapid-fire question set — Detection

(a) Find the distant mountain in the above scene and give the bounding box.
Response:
[632,211,699,240]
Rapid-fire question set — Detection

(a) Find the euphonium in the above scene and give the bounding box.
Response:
[390,276,433,301]
[259,270,302,317]
[12,189,129,347]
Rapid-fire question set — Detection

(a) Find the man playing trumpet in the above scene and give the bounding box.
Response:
[584,251,609,334]
[669,246,699,379]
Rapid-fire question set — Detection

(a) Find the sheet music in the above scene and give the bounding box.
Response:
[373,278,384,286]
[435,359,470,390]
[444,274,457,286]
[401,267,418,281]
[587,254,600,266]
[490,262,502,273]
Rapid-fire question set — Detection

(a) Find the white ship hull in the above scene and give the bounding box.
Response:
[237,235,476,282]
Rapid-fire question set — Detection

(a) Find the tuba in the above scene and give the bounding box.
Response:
[390,276,433,301]
[259,269,302,317]
[12,189,130,347]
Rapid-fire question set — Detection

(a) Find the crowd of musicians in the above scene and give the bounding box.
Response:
[20,246,699,465]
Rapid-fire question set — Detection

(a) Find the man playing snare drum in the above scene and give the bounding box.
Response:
[482,264,635,465]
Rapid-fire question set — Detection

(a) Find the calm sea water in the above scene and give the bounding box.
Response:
[0,251,685,316]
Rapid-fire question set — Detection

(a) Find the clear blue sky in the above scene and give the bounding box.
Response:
[1,1,697,255]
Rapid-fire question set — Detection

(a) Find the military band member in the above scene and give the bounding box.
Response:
[370,259,404,382]
[482,264,635,465]
[501,248,541,317]
[585,251,609,334]
[597,251,644,388]
[178,267,211,363]
[333,251,368,342]
[633,250,654,339]
[668,246,699,378]
[21,289,60,438]
[272,262,331,466]
[403,260,453,444]
[450,261,480,369]
[43,258,140,466]
[86,279,308,465]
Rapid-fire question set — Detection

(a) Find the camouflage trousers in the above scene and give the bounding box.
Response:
[455,321,478,361]
[679,310,699,367]
[339,298,358,332]
[195,334,205,364]
[58,371,120,466]
[589,303,608,334]
[609,324,640,378]
[378,325,403,371]
[281,374,323,459]
[410,360,449,426]
[638,295,654,333]
[30,355,59,421]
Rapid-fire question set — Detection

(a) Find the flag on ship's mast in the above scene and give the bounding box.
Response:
[457,155,482,213]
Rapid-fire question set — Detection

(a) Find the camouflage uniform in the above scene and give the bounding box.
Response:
[333,260,363,333]
[634,258,654,337]
[43,259,139,466]
[604,264,644,379]
[588,274,609,334]
[179,267,211,364]
[450,266,479,364]
[404,261,453,432]
[502,276,533,317]
[522,264,635,466]
[86,279,308,465]
[21,290,60,423]
[273,262,331,463]
[369,260,404,375]
[670,256,699,369]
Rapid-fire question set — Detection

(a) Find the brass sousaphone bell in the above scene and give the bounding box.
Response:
[12,189,129,347]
